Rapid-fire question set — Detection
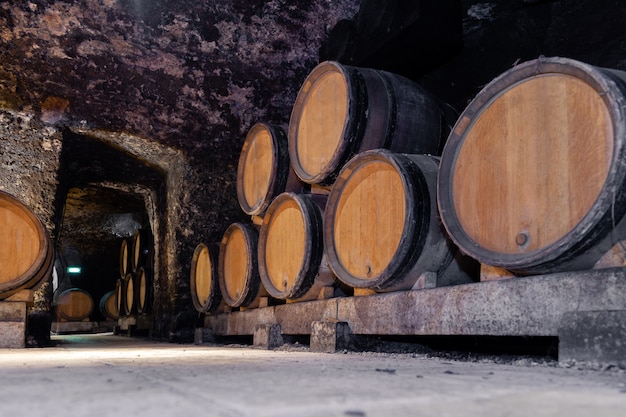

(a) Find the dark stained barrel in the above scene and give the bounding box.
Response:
[288,60,456,185]
[437,56,626,274]
[99,290,119,321]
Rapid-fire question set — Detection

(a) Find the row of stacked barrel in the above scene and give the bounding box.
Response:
[191,56,626,314]
[116,229,153,318]
[52,287,118,322]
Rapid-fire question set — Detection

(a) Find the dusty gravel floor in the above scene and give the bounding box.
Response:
[0,333,624,417]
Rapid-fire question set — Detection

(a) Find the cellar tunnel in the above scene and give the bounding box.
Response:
[48,127,174,339]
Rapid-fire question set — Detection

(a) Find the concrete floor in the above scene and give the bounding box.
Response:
[0,333,625,417]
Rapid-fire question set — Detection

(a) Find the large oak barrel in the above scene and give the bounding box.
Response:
[324,149,477,292]
[190,242,222,313]
[54,288,94,322]
[99,290,119,321]
[0,190,54,299]
[437,56,626,275]
[288,60,456,185]
[218,222,266,308]
[236,123,305,216]
[258,192,336,300]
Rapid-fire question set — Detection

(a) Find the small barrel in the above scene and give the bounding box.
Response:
[115,278,125,317]
[119,239,130,278]
[258,192,336,300]
[437,56,626,274]
[99,290,119,321]
[54,288,94,322]
[0,190,54,299]
[324,149,476,292]
[121,273,135,316]
[288,60,456,184]
[236,123,305,216]
[218,222,265,308]
[135,267,151,314]
[190,242,222,313]
[131,228,152,273]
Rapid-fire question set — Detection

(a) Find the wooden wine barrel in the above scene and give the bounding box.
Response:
[324,149,476,292]
[288,60,456,185]
[99,290,119,321]
[131,228,152,273]
[123,273,135,316]
[236,123,305,216]
[135,267,151,314]
[119,239,130,278]
[0,190,54,299]
[115,278,125,317]
[218,222,265,308]
[54,288,94,322]
[190,242,222,313]
[437,56,626,274]
[258,192,336,300]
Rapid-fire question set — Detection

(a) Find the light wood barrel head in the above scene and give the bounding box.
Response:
[137,268,147,312]
[125,274,134,314]
[192,244,214,308]
[264,198,307,293]
[222,227,249,302]
[132,230,142,271]
[293,65,348,180]
[119,239,129,276]
[0,196,45,285]
[333,159,406,280]
[240,125,274,213]
[115,279,123,315]
[452,74,613,254]
[56,289,93,321]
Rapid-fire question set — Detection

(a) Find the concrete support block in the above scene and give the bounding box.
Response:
[194,327,215,345]
[310,320,352,353]
[0,301,27,348]
[253,324,283,349]
[558,310,626,368]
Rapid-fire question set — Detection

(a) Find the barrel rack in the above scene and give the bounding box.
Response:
[200,267,626,366]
